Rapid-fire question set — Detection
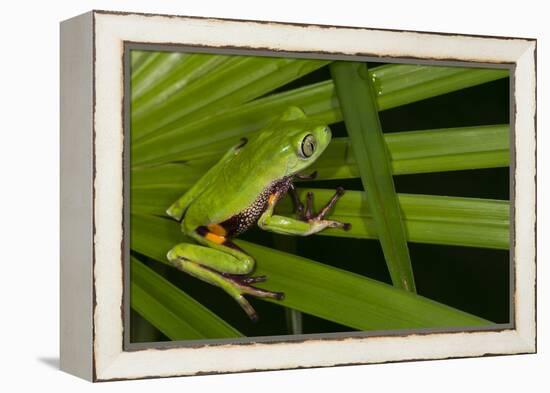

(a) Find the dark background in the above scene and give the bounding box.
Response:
[131,62,510,341]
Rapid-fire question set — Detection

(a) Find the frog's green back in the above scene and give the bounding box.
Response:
[171,107,332,230]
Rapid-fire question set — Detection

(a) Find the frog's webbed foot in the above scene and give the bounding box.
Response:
[217,273,283,322]
[289,186,351,231]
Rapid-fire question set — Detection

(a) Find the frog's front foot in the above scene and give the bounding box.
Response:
[293,186,352,231]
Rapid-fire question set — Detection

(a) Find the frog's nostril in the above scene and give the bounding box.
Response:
[324,127,330,133]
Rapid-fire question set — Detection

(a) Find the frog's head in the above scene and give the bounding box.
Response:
[253,106,331,177]
[283,122,331,175]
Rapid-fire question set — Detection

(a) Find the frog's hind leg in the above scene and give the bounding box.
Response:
[167,236,283,321]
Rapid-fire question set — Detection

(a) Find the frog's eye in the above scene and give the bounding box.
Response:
[300,134,316,158]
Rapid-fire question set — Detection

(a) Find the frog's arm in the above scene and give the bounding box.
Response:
[259,213,334,236]
[166,138,248,220]
[258,186,350,236]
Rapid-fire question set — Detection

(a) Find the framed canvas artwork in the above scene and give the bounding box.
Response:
[60,10,536,381]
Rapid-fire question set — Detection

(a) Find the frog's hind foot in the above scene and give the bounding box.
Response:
[169,254,282,321]
[222,273,284,301]
[222,274,284,322]
[222,273,267,284]
[171,256,284,322]
[167,242,285,322]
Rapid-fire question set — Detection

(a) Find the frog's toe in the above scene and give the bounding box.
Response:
[240,283,285,301]
[234,295,259,322]
[236,286,284,321]
[248,288,284,301]
[223,274,268,285]
[326,219,352,231]
[314,187,345,220]
[274,291,285,301]
[224,274,285,303]
[242,275,268,284]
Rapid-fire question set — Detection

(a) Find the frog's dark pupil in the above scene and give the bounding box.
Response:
[301,134,315,157]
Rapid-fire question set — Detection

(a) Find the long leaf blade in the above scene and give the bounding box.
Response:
[130,124,509,192]
[131,64,508,167]
[130,186,509,250]
[279,189,509,250]
[311,125,509,178]
[372,64,509,109]
[131,256,242,340]
[131,214,492,330]
[132,56,329,141]
[331,61,415,292]
[132,53,234,113]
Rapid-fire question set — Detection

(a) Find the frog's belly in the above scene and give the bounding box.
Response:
[220,176,292,237]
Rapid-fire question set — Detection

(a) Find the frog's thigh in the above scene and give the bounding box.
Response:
[167,242,253,275]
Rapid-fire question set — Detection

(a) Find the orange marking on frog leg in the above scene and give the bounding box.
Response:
[268,193,277,205]
[205,232,226,244]
[207,223,227,236]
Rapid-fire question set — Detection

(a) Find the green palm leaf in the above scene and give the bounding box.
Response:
[131,255,242,340]
[132,214,490,330]
[128,51,509,341]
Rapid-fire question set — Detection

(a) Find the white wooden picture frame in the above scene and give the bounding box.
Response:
[60,10,536,381]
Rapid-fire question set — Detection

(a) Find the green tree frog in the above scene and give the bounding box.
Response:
[166,107,350,321]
